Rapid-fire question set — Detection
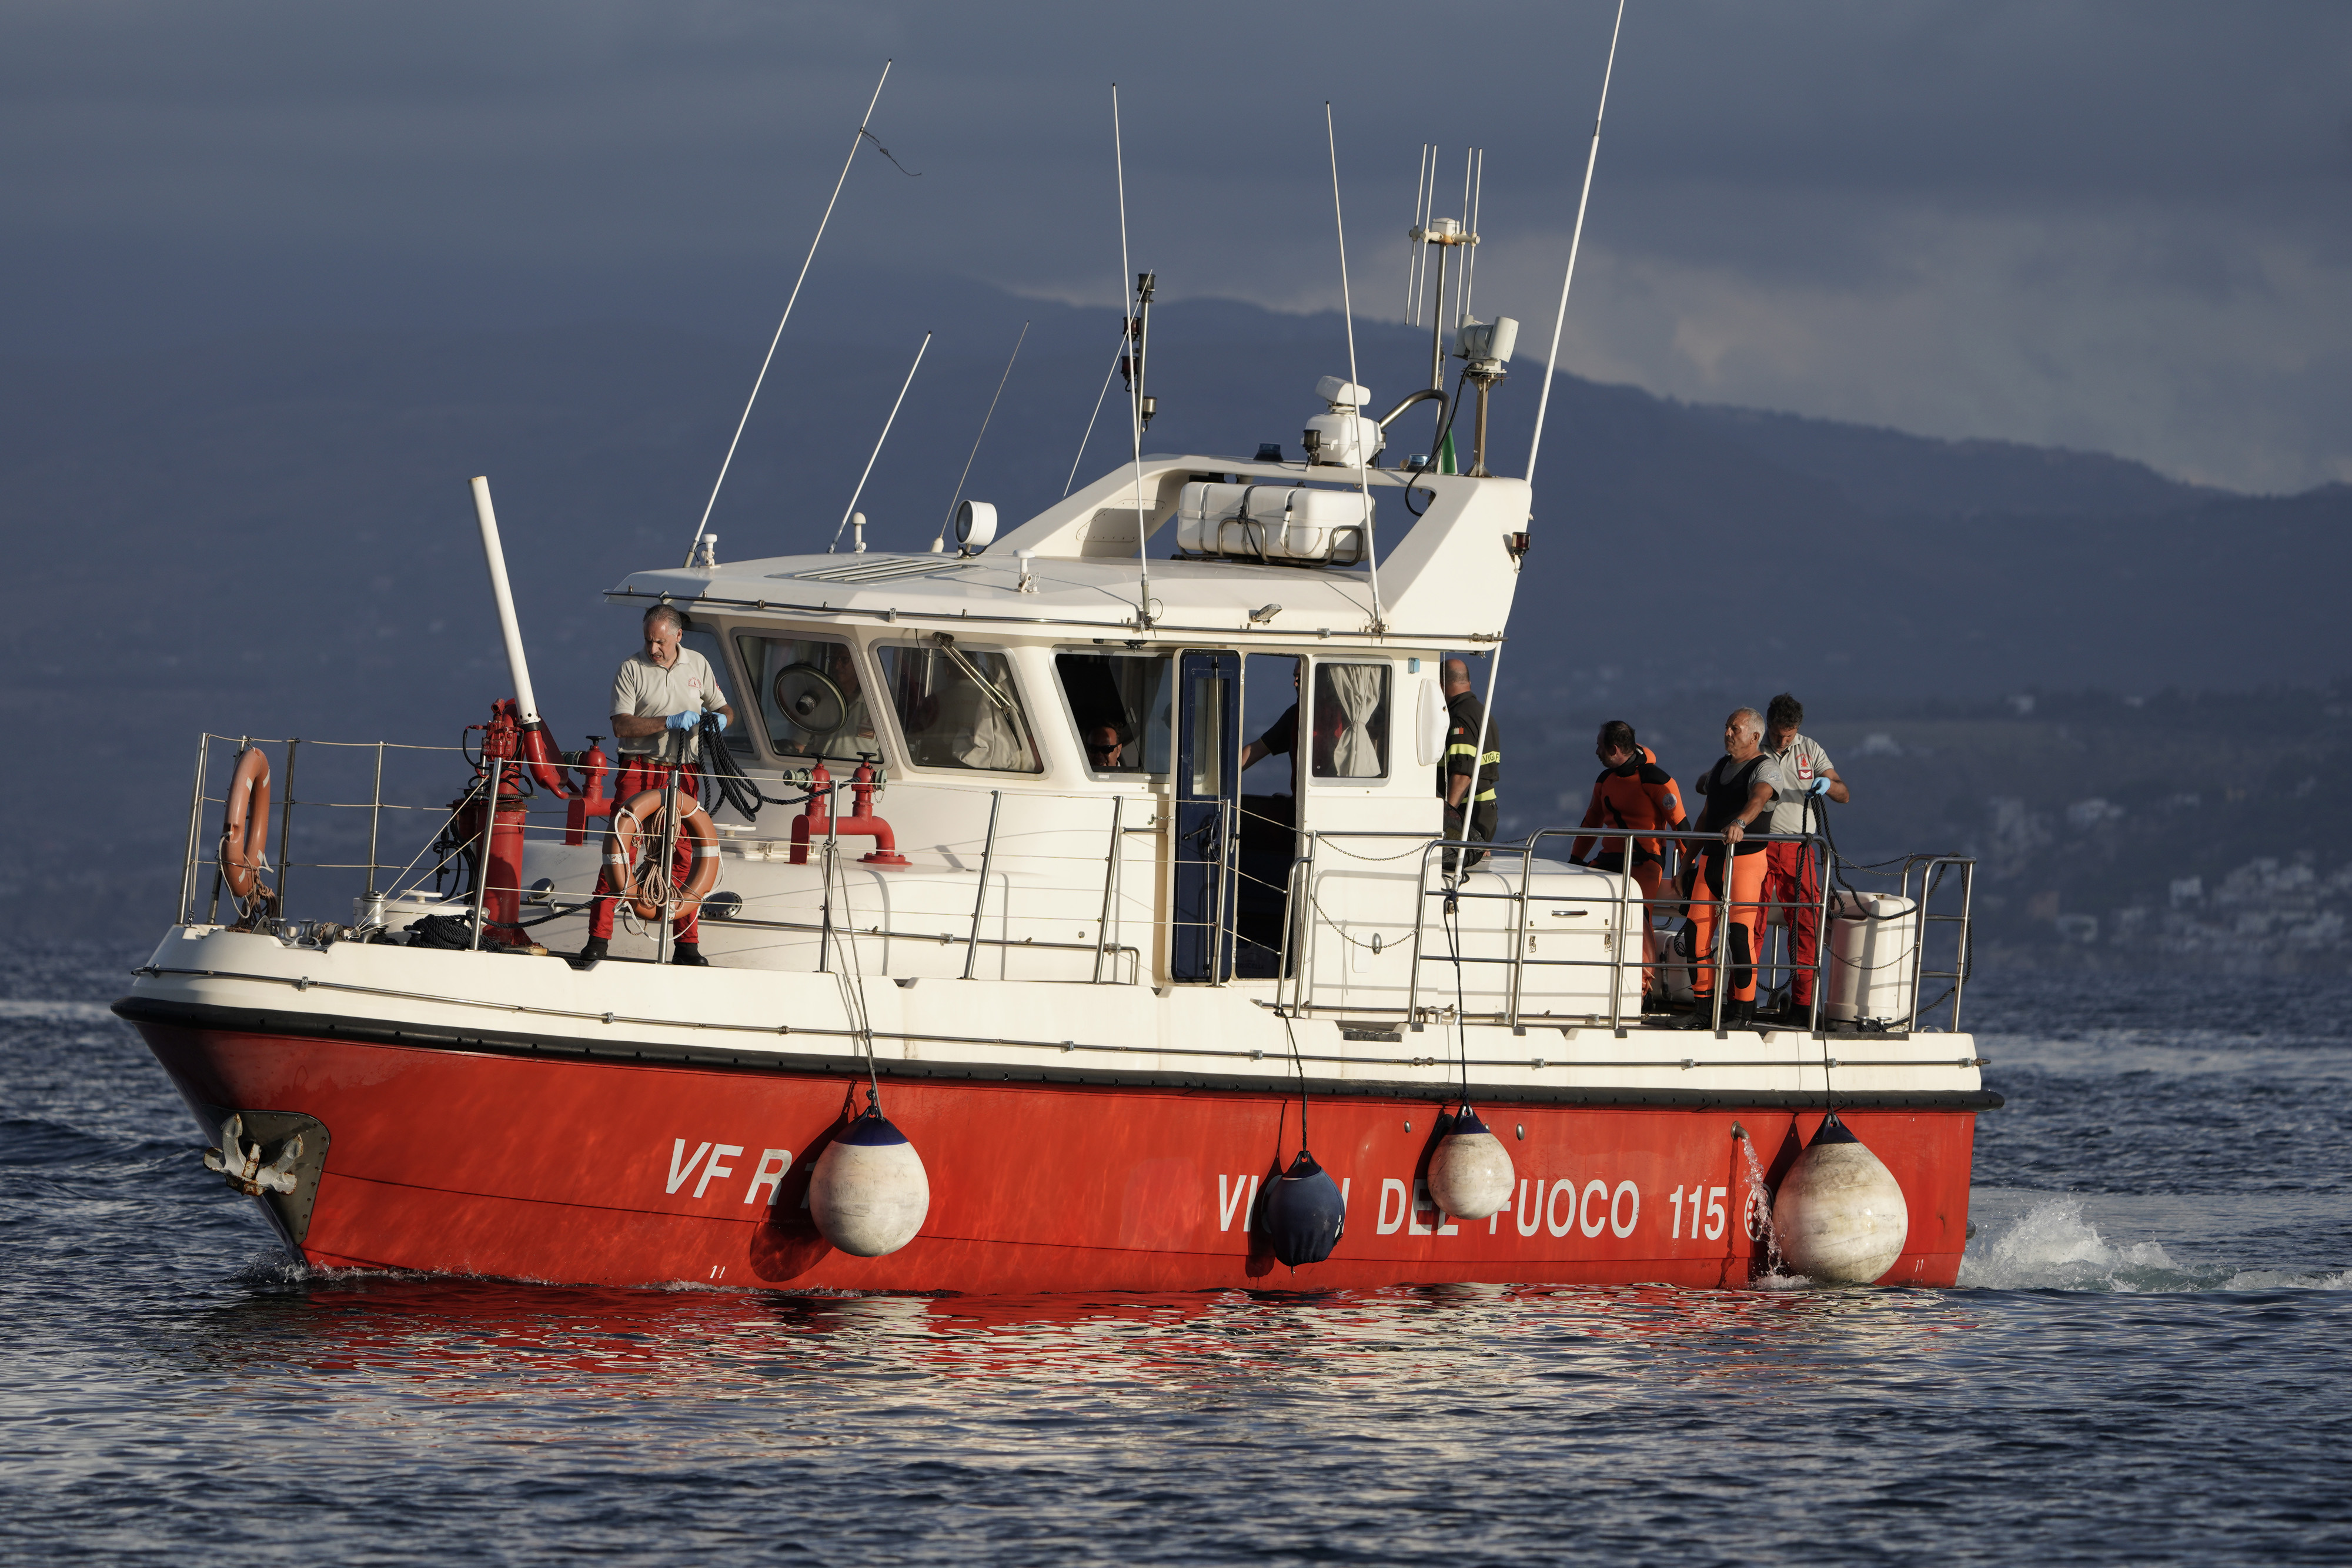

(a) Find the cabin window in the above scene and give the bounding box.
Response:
[1054,651,1172,775]
[876,639,1043,773]
[1308,661,1389,780]
[679,624,756,759]
[733,634,882,762]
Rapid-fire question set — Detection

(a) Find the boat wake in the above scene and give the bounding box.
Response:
[1960,1198,2351,1293]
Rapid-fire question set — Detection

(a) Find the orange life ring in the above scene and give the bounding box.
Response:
[219,748,273,904]
[603,788,720,921]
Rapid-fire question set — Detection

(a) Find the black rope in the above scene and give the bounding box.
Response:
[690,714,814,823]
[1404,369,1473,518]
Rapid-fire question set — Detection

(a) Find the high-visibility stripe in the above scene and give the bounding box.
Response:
[1474,788,1496,802]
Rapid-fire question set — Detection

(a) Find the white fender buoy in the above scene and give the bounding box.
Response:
[1426,1106,1514,1222]
[808,1106,930,1258]
[1770,1112,1909,1284]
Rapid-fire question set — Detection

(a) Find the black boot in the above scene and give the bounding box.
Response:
[1673,1001,1714,1030]
[670,941,709,967]
[1723,998,1755,1032]
[572,936,607,969]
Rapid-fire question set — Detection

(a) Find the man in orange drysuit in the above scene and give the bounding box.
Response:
[1677,707,1785,1031]
[576,604,736,968]
[1758,692,1847,1023]
[1569,720,1689,1005]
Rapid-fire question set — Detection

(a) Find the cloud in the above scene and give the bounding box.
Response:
[2,0,2347,490]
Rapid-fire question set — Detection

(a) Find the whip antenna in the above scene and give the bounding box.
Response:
[830,331,931,552]
[1113,85,1152,628]
[1526,0,1626,487]
[686,59,894,566]
[1404,144,1432,324]
[1063,329,1127,497]
[936,320,1029,550]
[1451,149,1474,331]
[1326,102,1384,634]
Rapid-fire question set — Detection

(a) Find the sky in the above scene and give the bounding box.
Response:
[5,0,2348,493]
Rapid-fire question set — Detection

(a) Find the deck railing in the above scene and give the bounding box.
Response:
[173,731,1971,1034]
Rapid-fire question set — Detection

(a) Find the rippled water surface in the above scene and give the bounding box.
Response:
[5,951,2348,1564]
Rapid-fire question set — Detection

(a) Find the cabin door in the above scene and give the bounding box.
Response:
[1171,650,1240,982]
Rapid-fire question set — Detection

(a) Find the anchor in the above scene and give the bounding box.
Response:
[202,1113,303,1197]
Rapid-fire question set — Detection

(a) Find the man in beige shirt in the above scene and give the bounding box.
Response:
[579,606,736,968]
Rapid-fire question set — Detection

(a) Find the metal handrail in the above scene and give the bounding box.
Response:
[168,727,1973,1025]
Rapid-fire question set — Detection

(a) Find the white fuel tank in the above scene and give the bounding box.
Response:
[1825,892,1919,1027]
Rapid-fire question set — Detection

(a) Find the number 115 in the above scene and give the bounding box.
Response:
[1672,1185,1728,1241]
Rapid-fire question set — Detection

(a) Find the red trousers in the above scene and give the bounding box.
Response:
[589,761,701,944]
[1689,847,1768,1003]
[1761,838,1824,1006]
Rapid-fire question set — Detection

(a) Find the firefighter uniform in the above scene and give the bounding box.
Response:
[1570,747,1688,993]
[1760,731,1836,1010]
[1439,688,1501,872]
[1687,751,1785,1010]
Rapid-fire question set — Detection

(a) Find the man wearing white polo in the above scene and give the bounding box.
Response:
[577,605,736,968]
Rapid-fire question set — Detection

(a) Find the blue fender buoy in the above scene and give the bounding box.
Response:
[1426,1105,1514,1221]
[1257,1150,1346,1266]
[808,1106,930,1258]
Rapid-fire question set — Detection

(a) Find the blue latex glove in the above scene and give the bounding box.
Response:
[665,711,699,733]
[710,711,728,731]
[1807,774,1832,797]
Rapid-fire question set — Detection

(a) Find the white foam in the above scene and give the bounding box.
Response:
[2219,1267,2352,1292]
[0,999,119,1022]
[1960,1199,2193,1292]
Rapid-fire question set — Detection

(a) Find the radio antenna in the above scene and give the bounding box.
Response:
[829,330,931,553]
[1464,149,1485,320]
[686,59,894,566]
[1451,149,1474,333]
[1526,0,1627,488]
[1404,144,1432,325]
[1326,102,1384,634]
[1064,329,1127,497]
[935,320,1029,551]
[1113,84,1152,628]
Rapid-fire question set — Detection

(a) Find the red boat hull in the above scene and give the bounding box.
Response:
[136,1021,1976,1291]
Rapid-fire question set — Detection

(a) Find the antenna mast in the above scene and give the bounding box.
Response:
[1112,85,1152,628]
[686,59,894,566]
[829,331,931,553]
[936,320,1029,551]
[1526,0,1628,488]
[1326,103,1384,634]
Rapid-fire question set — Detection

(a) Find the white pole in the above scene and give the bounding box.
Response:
[1327,103,1383,634]
[831,331,932,552]
[1114,84,1151,627]
[1405,143,1432,324]
[937,319,1030,550]
[1525,0,1627,489]
[686,59,894,566]
[469,476,540,726]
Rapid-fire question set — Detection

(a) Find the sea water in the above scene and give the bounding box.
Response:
[3,952,2346,1564]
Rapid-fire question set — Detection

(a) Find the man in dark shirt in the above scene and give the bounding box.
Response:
[1438,658,1501,872]
[1678,707,1784,1031]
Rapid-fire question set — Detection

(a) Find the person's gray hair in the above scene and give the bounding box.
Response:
[1729,707,1765,738]
[642,604,687,636]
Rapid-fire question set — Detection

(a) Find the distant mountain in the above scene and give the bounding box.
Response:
[4,279,2344,949]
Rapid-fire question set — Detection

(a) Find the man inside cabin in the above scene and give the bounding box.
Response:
[1679,707,1783,1031]
[576,604,737,969]
[1439,658,1501,874]
[1758,692,1846,1024]
[1085,723,1127,771]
